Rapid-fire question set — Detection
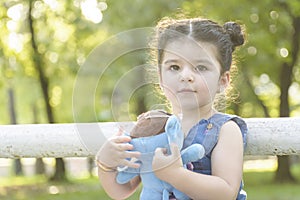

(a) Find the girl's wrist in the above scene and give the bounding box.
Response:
[96,160,117,172]
[166,167,188,185]
[156,166,185,182]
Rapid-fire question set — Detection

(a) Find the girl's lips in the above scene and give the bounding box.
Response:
[178,89,196,93]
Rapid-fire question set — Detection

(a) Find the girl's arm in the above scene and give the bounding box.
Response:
[96,131,141,199]
[98,169,141,200]
[153,120,244,200]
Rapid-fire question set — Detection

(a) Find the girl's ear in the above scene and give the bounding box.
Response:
[218,71,230,93]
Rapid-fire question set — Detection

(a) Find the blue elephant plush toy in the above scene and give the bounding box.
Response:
[116,110,205,200]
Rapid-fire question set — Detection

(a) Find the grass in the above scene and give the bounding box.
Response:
[0,176,113,200]
[244,172,300,200]
[0,164,299,200]
[0,175,142,200]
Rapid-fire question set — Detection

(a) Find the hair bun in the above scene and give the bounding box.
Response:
[223,22,245,47]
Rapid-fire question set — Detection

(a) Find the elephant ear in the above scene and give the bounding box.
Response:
[165,115,184,150]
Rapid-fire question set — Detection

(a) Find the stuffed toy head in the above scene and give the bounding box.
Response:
[130,110,171,138]
[130,110,184,150]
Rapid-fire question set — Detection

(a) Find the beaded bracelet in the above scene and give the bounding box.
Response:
[96,160,117,172]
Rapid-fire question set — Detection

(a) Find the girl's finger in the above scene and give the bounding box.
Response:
[169,143,180,157]
[120,159,140,169]
[117,143,135,151]
[123,151,141,159]
[154,147,167,156]
[112,135,131,143]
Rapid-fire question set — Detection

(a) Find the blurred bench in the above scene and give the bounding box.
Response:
[0,117,299,158]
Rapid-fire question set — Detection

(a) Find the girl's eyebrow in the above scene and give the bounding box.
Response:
[164,58,213,65]
[194,58,214,64]
[163,59,180,64]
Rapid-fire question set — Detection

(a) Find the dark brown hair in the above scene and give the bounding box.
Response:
[152,17,245,74]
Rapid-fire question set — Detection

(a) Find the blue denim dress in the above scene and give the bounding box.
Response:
[180,112,248,200]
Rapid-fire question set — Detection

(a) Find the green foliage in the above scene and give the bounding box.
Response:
[1,0,299,124]
[0,0,186,124]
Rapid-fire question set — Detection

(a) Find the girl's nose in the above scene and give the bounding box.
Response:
[180,67,194,82]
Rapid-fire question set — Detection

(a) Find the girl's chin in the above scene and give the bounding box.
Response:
[175,102,202,111]
[173,100,213,111]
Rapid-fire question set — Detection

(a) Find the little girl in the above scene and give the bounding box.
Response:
[96,17,248,200]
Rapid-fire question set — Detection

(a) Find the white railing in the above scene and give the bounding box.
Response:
[0,117,300,158]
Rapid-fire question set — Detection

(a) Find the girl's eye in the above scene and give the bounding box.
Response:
[195,65,208,72]
[170,65,180,71]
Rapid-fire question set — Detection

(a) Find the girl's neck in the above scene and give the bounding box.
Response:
[173,107,217,136]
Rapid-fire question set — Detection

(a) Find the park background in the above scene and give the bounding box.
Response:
[0,0,300,199]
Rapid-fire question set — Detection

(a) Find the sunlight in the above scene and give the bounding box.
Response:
[48,185,60,194]
[6,20,18,32]
[7,3,24,21]
[250,13,259,23]
[42,158,55,166]
[8,33,23,53]
[50,86,62,107]
[0,159,11,167]
[20,158,36,165]
[289,82,300,112]
[254,74,280,97]
[80,0,106,24]
[6,3,27,53]
[247,46,257,56]
[46,51,59,63]
[43,0,59,11]
[244,156,277,172]
[279,48,289,58]
[32,1,45,19]
[270,10,279,20]
[52,19,75,42]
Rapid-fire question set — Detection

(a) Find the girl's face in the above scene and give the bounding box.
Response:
[160,38,229,113]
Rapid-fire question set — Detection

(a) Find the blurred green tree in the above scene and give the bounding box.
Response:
[0,0,185,180]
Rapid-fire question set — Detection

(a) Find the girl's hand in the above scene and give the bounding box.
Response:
[152,143,184,181]
[96,130,141,169]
